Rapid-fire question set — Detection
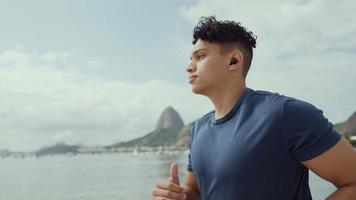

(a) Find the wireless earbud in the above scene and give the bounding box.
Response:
[229,57,238,65]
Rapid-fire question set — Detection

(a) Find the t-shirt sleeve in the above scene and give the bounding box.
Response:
[187,123,195,172]
[281,98,341,162]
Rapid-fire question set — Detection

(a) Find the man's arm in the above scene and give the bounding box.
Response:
[183,171,200,200]
[301,137,356,199]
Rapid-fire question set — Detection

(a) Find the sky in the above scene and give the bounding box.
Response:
[0,0,355,151]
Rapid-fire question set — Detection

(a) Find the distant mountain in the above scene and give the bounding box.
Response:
[36,142,80,157]
[343,112,356,137]
[334,111,356,145]
[174,123,193,149]
[107,127,182,149]
[107,106,186,149]
[334,122,344,133]
[154,106,184,130]
[0,149,11,157]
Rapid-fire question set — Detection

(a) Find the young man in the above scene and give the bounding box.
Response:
[152,16,356,200]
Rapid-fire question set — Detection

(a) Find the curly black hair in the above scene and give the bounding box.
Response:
[192,16,257,78]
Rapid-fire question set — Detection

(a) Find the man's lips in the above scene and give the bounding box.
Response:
[189,75,198,83]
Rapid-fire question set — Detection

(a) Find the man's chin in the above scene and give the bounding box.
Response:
[191,86,205,95]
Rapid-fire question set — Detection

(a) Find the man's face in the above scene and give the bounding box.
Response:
[186,39,229,95]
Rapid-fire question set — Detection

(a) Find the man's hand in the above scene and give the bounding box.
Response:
[152,162,187,200]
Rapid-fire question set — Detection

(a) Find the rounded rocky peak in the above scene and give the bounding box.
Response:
[344,111,356,136]
[154,106,184,130]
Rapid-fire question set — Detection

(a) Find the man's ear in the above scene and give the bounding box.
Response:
[227,50,243,71]
[229,57,238,65]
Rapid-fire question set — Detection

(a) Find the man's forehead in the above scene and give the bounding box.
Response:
[191,47,209,55]
[192,39,208,50]
[190,41,211,54]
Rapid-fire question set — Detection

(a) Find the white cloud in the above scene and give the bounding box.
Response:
[0,48,211,151]
[180,0,356,123]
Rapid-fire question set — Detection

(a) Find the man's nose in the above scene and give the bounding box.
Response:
[186,63,195,73]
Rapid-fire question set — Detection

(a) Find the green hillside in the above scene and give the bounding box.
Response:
[107,127,182,148]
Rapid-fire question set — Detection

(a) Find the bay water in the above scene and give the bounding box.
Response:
[0,152,336,200]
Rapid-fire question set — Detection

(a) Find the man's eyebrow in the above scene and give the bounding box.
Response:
[190,48,209,60]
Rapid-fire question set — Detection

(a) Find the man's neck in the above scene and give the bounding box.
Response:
[208,83,246,120]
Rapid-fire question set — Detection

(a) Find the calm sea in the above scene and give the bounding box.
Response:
[0,152,335,200]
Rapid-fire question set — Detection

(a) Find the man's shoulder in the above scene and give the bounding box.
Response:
[245,88,287,112]
[251,89,313,108]
[262,91,325,127]
[252,88,284,100]
[247,89,324,123]
[281,96,323,119]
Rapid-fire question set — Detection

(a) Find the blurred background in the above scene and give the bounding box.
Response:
[0,0,355,199]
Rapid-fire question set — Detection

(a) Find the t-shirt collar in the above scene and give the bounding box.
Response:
[212,87,253,125]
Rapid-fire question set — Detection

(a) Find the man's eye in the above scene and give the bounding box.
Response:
[197,55,205,60]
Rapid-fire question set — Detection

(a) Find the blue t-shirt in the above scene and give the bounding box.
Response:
[187,87,341,200]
